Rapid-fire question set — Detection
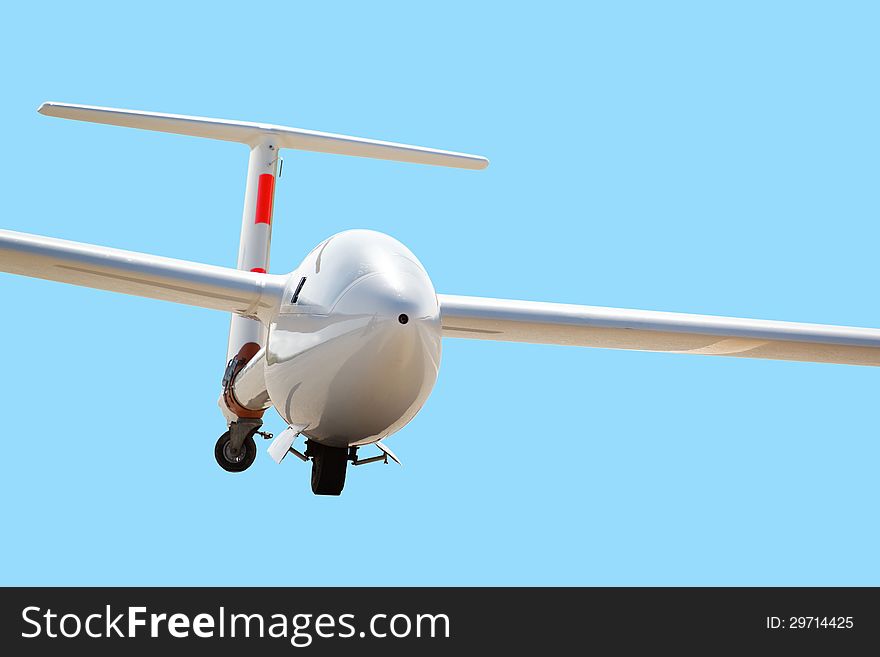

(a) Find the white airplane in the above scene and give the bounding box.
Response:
[2,102,879,495]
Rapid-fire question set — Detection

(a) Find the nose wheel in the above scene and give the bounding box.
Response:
[214,419,262,473]
[305,441,348,495]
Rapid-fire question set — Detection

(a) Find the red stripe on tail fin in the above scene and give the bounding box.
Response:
[255,174,275,224]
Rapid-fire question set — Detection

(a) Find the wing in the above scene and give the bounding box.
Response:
[438,294,880,366]
[38,102,489,170]
[0,229,286,322]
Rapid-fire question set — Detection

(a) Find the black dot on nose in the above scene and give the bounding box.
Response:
[398,314,409,325]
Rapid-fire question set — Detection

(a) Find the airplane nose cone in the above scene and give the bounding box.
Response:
[332,270,441,331]
[307,269,441,445]
[264,232,444,446]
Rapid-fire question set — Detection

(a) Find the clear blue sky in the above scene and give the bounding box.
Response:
[2,2,879,586]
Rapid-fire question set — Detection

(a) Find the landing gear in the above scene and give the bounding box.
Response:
[214,418,262,473]
[305,440,349,495]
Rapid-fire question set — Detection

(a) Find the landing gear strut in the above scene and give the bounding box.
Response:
[305,440,349,495]
[214,418,262,473]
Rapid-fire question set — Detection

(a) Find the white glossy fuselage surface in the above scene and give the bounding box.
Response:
[264,230,442,447]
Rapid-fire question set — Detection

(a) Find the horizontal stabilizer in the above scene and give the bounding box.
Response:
[0,229,286,321]
[439,294,880,367]
[38,102,489,170]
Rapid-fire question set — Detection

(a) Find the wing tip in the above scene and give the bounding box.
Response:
[38,101,76,117]
[451,155,488,170]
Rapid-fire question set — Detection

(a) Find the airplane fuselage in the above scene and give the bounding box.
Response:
[261,230,441,448]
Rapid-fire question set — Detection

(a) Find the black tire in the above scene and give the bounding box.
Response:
[310,444,348,495]
[214,431,257,473]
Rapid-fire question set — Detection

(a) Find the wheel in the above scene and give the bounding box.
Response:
[310,444,348,495]
[214,430,257,473]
